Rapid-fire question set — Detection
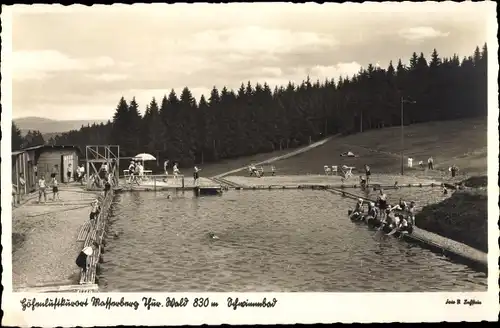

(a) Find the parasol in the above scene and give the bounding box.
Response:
[134,153,156,161]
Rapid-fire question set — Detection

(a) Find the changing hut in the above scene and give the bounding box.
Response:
[22,145,83,183]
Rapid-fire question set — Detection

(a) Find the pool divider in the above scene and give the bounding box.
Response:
[205,182,445,191]
[326,186,488,273]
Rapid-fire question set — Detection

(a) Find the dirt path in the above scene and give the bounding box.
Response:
[214,136,336,178]
[11,184,101,290]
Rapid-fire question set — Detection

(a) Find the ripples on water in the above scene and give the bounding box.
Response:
[99,190,486,292]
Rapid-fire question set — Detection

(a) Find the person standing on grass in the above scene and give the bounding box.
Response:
[427,156,434,170]
[38,175,47,204]
[51,175,60,201]
[364,164,371,186]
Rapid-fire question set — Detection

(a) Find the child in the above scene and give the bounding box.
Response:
[76,241,99,273]
[89,199,101,226]
[51,176,60,201]
[38,175,47,204]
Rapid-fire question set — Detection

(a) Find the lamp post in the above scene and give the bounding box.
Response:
[400,96,416,175]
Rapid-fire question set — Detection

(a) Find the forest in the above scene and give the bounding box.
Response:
[12,44,487,168]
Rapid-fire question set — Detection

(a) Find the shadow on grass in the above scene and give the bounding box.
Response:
[415,188,488,253]
[461,176,488,188]
[12,232,26,254]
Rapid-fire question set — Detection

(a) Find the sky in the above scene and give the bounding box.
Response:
[8,2,495,120]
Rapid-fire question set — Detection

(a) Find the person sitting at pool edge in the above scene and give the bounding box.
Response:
[351,198,364,219]
[366,202,379,221]
[359,175,367,189]
[392,198,407,212]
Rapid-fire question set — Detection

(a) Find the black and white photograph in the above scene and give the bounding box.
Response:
[1,2,499,325]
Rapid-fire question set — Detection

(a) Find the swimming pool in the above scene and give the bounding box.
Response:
[99,189,486,292]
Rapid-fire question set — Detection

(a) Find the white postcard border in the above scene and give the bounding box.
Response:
[2,3,499,326]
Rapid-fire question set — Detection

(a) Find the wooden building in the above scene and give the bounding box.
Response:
[12,150,33,194]
[19,145,83,184]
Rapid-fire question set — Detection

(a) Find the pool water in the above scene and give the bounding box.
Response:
[99,190,486,292]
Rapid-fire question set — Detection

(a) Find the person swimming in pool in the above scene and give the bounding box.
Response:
[208,232,219,240]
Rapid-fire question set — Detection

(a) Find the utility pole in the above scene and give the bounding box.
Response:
[360,110,363,133]
[400,97,404,175]
[400,96,416,175]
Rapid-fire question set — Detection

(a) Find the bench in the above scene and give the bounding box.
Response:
[77,221,92,242]
[340,165,355,180]
[324,165,339,176]
[248,165,276,177]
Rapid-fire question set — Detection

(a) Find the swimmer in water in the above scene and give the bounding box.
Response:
[208,232,219,240]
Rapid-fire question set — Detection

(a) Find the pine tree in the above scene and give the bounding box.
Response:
[111,97,129,151]
[12,122,24,150]
[430,48,441,69]
[52,45,487,166]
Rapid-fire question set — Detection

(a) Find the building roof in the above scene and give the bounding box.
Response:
[17,144,84,157]
[21,144,82,152]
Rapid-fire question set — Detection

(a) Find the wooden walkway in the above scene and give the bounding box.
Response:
[78,188,115,286]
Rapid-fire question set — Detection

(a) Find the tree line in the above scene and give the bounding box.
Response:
[11,126,45,151]
[13,44,487,168]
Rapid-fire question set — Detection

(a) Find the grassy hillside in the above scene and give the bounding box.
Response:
[268,117,487,180]
[14,116,108,135]
[416,189,488,252]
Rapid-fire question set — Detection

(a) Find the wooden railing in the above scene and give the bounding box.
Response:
[121,173,186,190]
[79,183,115,285]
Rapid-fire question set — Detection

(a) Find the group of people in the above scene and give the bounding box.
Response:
[350,189,416,234]
[36,174,61,203]
[162,160,201,186]
[127,160,144,184]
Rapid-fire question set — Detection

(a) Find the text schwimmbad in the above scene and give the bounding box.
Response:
[19,296,278,311]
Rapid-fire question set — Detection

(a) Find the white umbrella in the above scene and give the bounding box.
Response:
[134,153,156,161]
